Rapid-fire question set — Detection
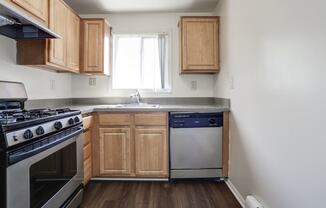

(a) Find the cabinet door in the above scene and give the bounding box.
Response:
[11,0,48,24]
[84,156,92,185]
[81,20,104,73]
[180,17,219,73]
[99,128,132,176]
[48,0,67,66]
[66,9,80,72]
[135,128,168,177]
[83,124,92,185]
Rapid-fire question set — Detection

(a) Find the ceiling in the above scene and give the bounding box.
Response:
[65,0,219,14]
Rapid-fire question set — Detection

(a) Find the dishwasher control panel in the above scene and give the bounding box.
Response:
[169,112,223,128]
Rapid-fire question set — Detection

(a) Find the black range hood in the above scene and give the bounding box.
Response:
[0,0,60,40]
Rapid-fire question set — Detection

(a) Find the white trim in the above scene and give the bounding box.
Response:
[91,177,169,182]
[225,179,245,207]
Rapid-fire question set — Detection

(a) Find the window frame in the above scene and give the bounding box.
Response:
[111,31,172,94]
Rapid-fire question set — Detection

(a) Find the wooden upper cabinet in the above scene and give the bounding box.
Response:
[99,128,132,176]
[16,0,80,73]
[11,0,48,25]
[180,16,220,74]
[81,19,110,75]
[48,0,67,66]
[135,128,168,177]
[66,9,80,72]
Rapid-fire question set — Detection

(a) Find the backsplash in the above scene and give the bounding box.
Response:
[0,36,72,100]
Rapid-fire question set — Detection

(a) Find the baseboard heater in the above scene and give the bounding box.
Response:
[245,195,263,208]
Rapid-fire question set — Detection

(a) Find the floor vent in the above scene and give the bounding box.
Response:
[245,195,263,208]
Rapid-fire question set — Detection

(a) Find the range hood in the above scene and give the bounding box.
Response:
[0,0,60,39]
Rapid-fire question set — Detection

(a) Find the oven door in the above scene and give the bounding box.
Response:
[6,127,83,208]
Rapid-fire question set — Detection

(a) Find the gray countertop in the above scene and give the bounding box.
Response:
[25,97,231,114]
[68,104,230,114]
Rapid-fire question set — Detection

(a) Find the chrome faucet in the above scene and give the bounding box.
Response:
[130,89,141,104]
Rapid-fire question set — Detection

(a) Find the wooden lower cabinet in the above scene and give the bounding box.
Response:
[99,128,132,176]
[96,113,169,178]
[84,156,92,185]
[135,128,168,177]
[83,115,93,185]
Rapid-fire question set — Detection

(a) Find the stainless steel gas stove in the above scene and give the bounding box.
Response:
[0,81,84,208]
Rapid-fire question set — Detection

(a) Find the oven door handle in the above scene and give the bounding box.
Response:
[8,127,83,165]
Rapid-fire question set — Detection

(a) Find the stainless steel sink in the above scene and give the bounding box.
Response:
[105,103,160,109]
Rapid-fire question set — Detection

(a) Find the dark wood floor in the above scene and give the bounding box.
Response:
[82,181,241,208]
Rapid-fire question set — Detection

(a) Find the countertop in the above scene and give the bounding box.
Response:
[67,104,230,114]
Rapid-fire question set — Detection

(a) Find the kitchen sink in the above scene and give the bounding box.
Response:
[105,103,160,109]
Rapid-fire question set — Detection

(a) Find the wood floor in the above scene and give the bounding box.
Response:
[81,181,241,208]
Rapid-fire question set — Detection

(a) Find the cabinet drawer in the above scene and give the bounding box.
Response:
[135,113,167,126]
[84,156,92,185]
[99,114,131,126]
[83,143,91,160]
[83,116,93,130]
[83,130,91,147]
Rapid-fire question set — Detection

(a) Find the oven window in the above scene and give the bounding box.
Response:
[30,142,77,208]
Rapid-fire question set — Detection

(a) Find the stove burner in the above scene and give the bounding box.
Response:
[0,114,16,124]
[0,108,74,125]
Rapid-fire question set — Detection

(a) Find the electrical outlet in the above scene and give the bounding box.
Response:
[190,80,197,91]
[89,78,96,86]
[50,80,55,90]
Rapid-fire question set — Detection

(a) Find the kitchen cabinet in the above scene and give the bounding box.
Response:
[48,0,67,66]
[83,115,93,185]
[10,0,48,25]
[66,9,80,71]
[179,16,220,74]
[99,128,132,176]
[99,113,131,126]
[94,113,169,178]
[222,111,229,177]
[134,113,167,126]
[80,19,111,75]
[16,0,81,73]
[135,128,168,177]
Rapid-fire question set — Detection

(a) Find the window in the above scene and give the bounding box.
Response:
[112,33,170,91]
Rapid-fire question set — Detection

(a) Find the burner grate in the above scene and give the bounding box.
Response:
[0,108,74,125]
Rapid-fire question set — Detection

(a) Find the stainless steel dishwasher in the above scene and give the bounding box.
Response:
[170,112,223,179]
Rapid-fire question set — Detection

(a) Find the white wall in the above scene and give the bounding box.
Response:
[72,13,215,98]
[0,36,72,100]
[214,0,326,207]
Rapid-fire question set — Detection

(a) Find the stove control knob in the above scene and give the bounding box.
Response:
[23,129,33,140]
[54,121,63,130]
[209,118,216,125]
[36,126,45,135]
[68,118,75,125]
[74,117,80,123]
